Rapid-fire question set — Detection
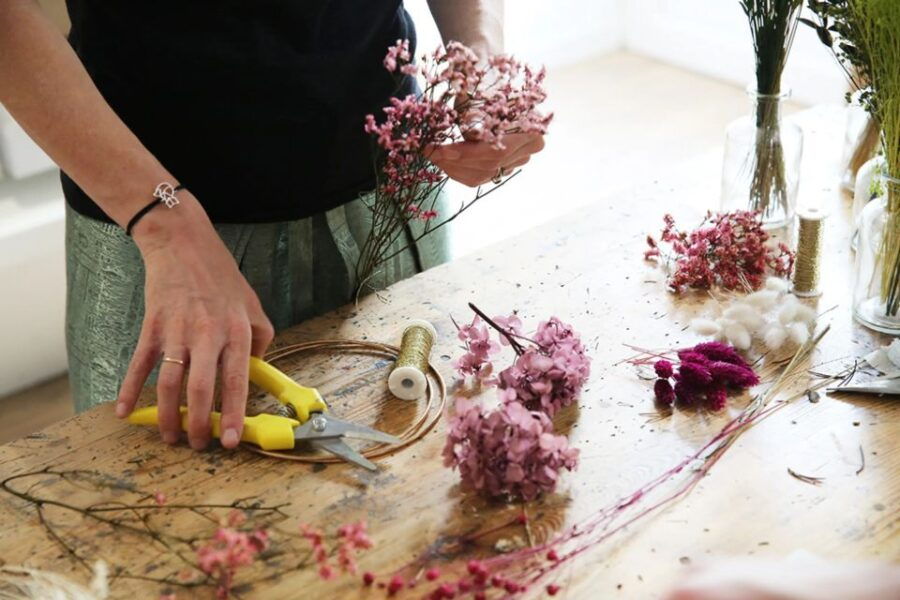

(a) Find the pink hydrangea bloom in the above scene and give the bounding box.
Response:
[497,317,591,417]
[453,315,500,381]
[442,398,579,501]
[645,211,794,293]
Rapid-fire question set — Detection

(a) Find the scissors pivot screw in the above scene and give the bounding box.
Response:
[311,415,328,432]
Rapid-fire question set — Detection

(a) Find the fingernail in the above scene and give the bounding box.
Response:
[162,431,178,444]
[444,147,462,160]
[190,438,208,451]
[115,402,128,418]
[222,428,239,448]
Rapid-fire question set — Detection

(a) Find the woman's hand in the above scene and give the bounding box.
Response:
[427,132,545,188]
[115,192,275,450]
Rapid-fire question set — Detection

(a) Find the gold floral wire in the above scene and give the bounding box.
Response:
[246,339,446,464]
[393,325,434,381]
[792,208,825,297]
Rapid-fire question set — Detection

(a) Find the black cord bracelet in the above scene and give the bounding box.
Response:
[125,183,185,237]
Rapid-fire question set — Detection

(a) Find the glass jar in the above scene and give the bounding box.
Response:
[851,155,886,251]
[721,89,803,230]
[853,175,900,334]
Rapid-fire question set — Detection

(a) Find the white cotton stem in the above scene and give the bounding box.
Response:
[787,321,810,346]
[0,562,108,600]
[791,303,817,325]
[763,324,788,350]
[690,318,722,337]
[723,320,752,350]
[745,289,779,310]
[722,303,765,332]
[765,277,790,293]
[778,298,800,325]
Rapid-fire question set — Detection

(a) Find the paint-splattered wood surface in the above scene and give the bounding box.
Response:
[0,106,897,599]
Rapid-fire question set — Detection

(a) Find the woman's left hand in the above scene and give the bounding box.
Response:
[427,132,545,188]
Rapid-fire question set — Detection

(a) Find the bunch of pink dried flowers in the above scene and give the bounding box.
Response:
[443,304,589,501]
[644,210,794,293]
[631,341,759,411]
[357,40,552,292]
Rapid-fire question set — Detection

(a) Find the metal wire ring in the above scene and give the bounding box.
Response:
[245,339,446,464]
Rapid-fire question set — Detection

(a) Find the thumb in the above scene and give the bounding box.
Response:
[425,143,462,161]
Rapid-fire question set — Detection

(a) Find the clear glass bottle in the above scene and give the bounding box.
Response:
[853,175,900,334]
[721,89,803,230]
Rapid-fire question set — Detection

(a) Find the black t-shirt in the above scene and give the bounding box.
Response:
[63,1,416,223]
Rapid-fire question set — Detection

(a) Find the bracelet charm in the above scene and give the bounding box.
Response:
[154,182,180,208]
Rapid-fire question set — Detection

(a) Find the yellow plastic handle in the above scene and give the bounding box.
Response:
[127,406,300,451]
[248,356,327,423]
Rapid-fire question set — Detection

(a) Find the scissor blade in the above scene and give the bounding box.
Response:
[295,415,400,445]
[312,437,378,471]
[828,377,900,395]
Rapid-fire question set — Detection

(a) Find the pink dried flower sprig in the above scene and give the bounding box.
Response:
[443,398,579,501]
[650,342,759,410]
[195,511,269,600]
[355,40,551,292]
[645,211,794,293]
[301,520,374,581]
[454,303,591,418]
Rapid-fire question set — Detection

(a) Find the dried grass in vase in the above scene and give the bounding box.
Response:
[738,0,803,222]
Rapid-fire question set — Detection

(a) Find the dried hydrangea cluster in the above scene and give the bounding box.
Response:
[301,520,374,581]
[652,342,759,410]
[690,276,816,350]
[645,210,795,293]
[442,398,579,501]
[195,511,269,599]
[356,40,552,290]
[455,310,591,417]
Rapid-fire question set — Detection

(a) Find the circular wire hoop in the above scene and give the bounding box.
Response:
[244,339,446,464]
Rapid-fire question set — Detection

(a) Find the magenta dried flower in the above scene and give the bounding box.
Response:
[692,341,747,366]
[708,361,760,389]
[442,399,579,501]
[678,361,713,387]
[654,379,675,405]
[673,381,698,405]
[708,387,728,411]
[676,350,711,366]
[654,359,674,378]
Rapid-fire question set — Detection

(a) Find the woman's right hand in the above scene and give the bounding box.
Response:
[114,191,275,450]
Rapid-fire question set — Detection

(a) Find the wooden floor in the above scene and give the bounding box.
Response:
[0,51,801,445]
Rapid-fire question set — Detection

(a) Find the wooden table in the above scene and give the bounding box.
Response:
[1,106,897,599]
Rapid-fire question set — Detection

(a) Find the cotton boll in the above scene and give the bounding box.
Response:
[762,324,788,350]
[722,321,752,350]
[778,297,800,325]
[745,289,779,310]
[690,318,721,337]
[722,302,765,331]
[765,277,790,293]
[787,321,810,346]
[791,303,817,325]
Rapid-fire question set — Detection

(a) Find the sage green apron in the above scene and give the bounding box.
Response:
[65,194,449,413]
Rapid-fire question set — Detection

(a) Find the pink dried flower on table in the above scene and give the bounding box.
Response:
[442,398,579,501]
[497,317,592,417]
[454,315,500,381]
[647,341,757,411]
[196,526,269,599]
[645,210,794,293]
[302,521,374,581]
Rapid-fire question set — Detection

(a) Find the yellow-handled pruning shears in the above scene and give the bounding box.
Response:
[127,357,399,471]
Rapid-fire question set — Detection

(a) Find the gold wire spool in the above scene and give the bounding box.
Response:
[388,320,436,400]
[792,207,826,297]
[245,339,446,464]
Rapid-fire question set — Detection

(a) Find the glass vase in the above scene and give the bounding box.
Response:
[721,90,803,229]
[853,175,900,334]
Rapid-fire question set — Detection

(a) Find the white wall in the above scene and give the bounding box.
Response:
[624,0,847,106]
